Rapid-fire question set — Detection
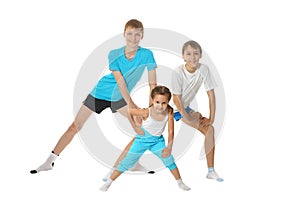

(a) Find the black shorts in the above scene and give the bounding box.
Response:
[83,94,127,114]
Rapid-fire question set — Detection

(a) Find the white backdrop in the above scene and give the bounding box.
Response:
[1,0,299,199]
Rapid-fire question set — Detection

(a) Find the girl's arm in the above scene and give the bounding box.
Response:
[162,108,174,158]
[148,69,157,106]
[129,107,149,119]
[128,108,149,133]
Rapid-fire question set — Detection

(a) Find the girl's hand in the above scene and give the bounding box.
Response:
[162,147,171,158]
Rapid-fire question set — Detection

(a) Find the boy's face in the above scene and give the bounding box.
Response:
[182,45,202,68]
[124,27,143,49]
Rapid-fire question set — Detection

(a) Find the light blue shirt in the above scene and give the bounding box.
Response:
[90,46,157,101]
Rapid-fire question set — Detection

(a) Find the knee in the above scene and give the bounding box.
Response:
[167,163,177,171]
[201,124,214,136]
[162,155,176,170]
[67,122,81,135]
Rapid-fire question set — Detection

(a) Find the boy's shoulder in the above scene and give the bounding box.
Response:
[198,63,210,72]
[138,46,153,55]
[109,46,124,55]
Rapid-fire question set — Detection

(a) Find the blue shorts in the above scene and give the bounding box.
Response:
[117,130,177,172]
[174,106,192,121]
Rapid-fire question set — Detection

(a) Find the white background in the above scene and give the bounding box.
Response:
[1,0,299,199]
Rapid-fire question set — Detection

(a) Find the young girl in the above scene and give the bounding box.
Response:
[30,19,156,174]
[172,40,223,181]
[100,86,191,191]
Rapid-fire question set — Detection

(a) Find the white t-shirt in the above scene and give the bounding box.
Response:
[171,63,217,109]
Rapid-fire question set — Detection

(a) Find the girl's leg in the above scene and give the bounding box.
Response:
[112,137,135,169]
[30,104,93,174]
[106,106,153,173]
[100,169,122,192]
[100,140,146,192]
[150,140,190,191]
[170,167,191,191]
[102,137,136,181]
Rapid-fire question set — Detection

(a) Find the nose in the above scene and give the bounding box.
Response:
[133,34,140,42]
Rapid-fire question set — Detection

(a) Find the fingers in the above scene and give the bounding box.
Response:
[161,149,170,158]
[199,117,211,128]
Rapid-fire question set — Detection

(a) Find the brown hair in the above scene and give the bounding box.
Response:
[124,19,144,33]
[150,85,173,113]
[182,40,202,55]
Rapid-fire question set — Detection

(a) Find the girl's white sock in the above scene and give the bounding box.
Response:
[177,178,191,191]
[102,167,115,182]
[100,178,113,192]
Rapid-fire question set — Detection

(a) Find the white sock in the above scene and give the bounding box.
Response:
[207,167,224,182]
[177,178,191,191]
[100,178,113,192]
[102,167,115,182]
[30,152,57,174]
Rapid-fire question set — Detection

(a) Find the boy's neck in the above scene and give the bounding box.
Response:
[185,63,198,73]
[125,46,138,59]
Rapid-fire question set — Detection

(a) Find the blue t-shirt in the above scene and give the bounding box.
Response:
[90,46,157,101]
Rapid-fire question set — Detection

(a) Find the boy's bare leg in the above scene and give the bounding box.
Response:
[53,105,93,155]
[30,105,93,174]
[182,114,223,181]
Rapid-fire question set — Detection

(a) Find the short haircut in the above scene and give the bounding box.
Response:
[182,40,202,54]
[124,19,144,33]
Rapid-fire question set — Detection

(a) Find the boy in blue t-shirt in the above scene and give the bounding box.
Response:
[30,19,157,174]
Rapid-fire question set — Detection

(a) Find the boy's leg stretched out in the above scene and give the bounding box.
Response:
[30,105,93,174]
[30,103,150,174]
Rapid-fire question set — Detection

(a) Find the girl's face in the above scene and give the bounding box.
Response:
[152,94,169,113]
[124,27,143,49]
[182,45,202,68]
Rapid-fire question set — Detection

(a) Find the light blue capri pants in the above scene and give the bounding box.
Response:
[117,130,177,173]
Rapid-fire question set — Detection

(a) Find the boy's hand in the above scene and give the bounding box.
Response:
[199,117,212,128]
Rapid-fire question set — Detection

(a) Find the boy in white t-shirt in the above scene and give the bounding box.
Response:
[172,40,223,182]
